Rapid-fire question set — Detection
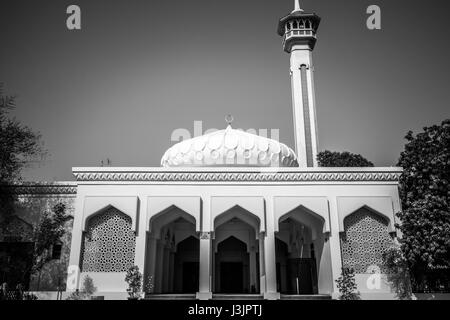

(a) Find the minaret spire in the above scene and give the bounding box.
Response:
[293,0,304,13]
[278,3,321,167]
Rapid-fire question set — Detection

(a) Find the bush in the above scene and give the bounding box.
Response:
[23,292,38,300]
[66,275,96,300]
[336,268,360,300]
[125,266,142,300]
[382,246,413,300]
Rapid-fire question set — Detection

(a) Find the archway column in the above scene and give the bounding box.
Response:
[146,236,158,293]
[249,247,257,293]
[162,245,170,292]
[259,236,265,294]
[155,241,165,293]
[329,197,343,297]
[169,252,175,292]
[197,232,212,300]
[264,197,280,300]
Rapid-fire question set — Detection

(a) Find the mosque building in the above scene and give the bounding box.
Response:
[0,1,402,300]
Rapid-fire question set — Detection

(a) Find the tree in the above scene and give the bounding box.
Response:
[31,203,70,289]
[317,150,374,167]
[0,83,45,216]
[396,119,450,291]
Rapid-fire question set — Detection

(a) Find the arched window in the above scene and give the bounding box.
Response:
[306,20,311,29]
[293,20,298,29]
[81,207,136,272]
[340,208,393,273]
[300,20,305,29]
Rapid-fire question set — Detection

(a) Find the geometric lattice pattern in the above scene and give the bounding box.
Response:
[81,207,135,272]
[340,208,393,273]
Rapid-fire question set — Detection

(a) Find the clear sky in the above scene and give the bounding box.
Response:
[1,0,449,181]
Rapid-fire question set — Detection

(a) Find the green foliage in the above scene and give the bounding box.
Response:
[317,150,374,167]
[82,275,97,296]
[382,246,413,300]
[0,83,45,184]
[66,275,96,300]
[396,196,450,275]
[335,268,360,300]
[0,83,45,217]
[23,292,38,300]
[32,203,69,274]
[396,120,450,290]
[125,266,142,299]
[397,119,449,209]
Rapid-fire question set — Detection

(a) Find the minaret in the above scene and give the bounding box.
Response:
[278,1,321,167]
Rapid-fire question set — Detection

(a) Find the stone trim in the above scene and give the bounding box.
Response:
[0,183,77,195]
[72,170,402,182]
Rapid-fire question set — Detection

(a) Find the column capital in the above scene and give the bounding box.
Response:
[199,232,212,240]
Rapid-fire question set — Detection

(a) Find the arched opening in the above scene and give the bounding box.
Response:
[215,236,248,293]
[276,206,327,295]
[340,207,393,274]
[305,20,311,29]
[175,236,199,293]
[146,207,199,294]
[213,206,261,294]
[300,19,305,29]
[80,207,136,273]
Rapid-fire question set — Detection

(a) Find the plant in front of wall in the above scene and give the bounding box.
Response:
[336,267,361,300]
[66,275,97,300]
[382,245,413,300]
[125,265,142,300]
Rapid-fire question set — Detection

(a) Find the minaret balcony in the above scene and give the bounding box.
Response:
[284,28,316,40]
[282,28,317,51]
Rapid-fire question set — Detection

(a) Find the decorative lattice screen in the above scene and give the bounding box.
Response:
[81,207,135,272]
[340,208,393,273]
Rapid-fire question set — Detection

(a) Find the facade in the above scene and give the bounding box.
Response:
[0,2,403,300]
[69,167,401,300]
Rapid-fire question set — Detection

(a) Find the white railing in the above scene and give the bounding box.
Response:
[282,29,316,47]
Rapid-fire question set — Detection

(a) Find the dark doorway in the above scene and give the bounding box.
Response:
[182,262,199,293]
[174,235,199,294]
[287,258,317,294]
[215,236,249,293]
[220,262,243,293]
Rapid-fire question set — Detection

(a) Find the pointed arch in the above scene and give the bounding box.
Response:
[210,196,265,233]
[337,197,395,232]
[274,196,330,234]
[149,205,196,239]
[82,196,138,232]
[278,206,325,241]
[214,205,261,237]
[147,196,201,232]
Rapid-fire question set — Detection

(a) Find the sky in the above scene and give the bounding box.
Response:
[0,0,449,181]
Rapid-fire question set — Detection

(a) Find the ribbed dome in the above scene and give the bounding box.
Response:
[161,125,299,168]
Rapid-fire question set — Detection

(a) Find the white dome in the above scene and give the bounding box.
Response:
[161,125,299,168]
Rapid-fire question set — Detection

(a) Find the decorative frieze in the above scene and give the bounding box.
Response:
[72,170,402,182]
[0,183,77,195]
